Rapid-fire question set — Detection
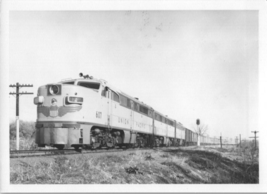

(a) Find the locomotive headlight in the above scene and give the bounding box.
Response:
[34,96,44,105]
[47,84,61,96]
[49,85,59,95]
[66,96,83,105]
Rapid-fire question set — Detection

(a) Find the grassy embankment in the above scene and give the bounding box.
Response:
[10,146,259,184]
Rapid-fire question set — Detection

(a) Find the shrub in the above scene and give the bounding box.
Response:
[10,120,36,140]
[10,120,37,150]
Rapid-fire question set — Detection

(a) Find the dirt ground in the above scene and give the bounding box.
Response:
[10,145,259,184]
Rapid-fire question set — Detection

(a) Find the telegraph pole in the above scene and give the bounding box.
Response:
[250,131,259,150]
[9,83,33,150]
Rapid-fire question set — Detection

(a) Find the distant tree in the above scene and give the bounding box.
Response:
[9,122,16,140]
[193,123,208,136]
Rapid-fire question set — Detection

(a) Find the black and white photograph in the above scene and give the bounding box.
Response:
[1,0,267,193]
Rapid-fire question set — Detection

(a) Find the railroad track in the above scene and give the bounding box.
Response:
[10,146,162,159]
[10,144,226,159]
[10,149,78,158]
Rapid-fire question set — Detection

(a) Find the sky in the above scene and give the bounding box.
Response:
[9,11,258,140]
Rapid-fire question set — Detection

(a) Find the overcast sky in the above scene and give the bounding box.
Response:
[9,11,258,140]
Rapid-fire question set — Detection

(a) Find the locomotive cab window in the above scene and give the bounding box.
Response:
[101,86,110,97]
[77,82,100,91]
[101,88,106,97]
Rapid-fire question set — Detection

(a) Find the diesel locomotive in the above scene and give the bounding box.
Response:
[34,73,220,150]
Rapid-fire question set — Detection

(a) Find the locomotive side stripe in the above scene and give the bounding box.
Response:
[36,122,80,128]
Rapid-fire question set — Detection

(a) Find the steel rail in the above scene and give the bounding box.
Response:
[9,146,162,159]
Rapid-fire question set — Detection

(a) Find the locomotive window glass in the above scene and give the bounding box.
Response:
[155,113,162,121]
[162,117,165,123]
[155,113,160,121]
[134,102,140,112]
[127,98,131,108]
[120,95,128,107]
[101,89,106,97]
[158,114,161,121]
[62,81,75,85]
[111,91,119,102]
[140,106,148,115]
[130,100,134,109]
[148,110,153,118]
[169,120,174,126]
[77,82,100,90]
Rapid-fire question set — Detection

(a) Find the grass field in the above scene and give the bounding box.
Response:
[10,138,37,150]
[10,145,259,184]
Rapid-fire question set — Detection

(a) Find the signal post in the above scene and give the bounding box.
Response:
[196,119,200,146]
